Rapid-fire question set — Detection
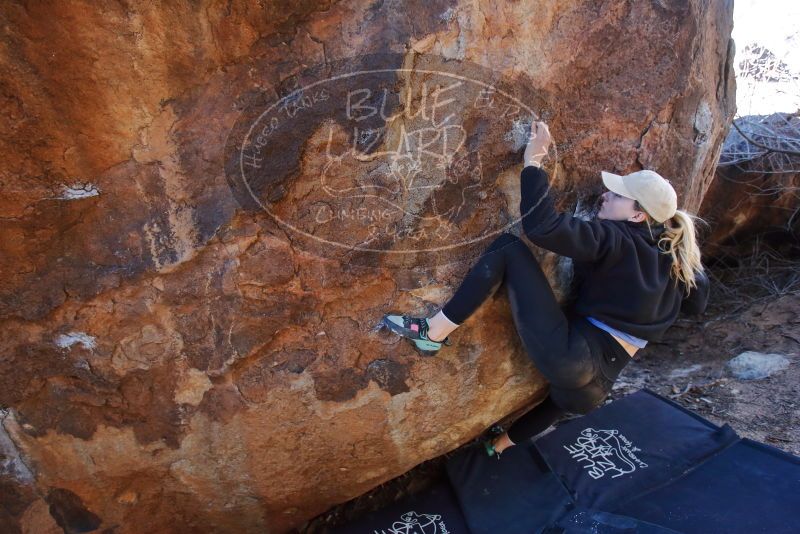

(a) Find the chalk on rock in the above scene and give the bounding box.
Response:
[506,117,535,151]
[61,183,100,199]
[55,332,97,351]
[726,351,790,380]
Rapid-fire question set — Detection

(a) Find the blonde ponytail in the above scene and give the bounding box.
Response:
[657,210,708,294]
[634,200,708,296]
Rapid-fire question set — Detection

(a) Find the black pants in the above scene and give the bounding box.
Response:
[440,232,632,445]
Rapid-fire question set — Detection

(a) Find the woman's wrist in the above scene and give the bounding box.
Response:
[524,146,547,168]
[524,157,544,168]
[524,121,551,168]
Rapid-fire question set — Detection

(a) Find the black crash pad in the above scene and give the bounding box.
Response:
[332,388,800,534]
[331,478,469,534]
[615,436,800,532]
[533,388,740,509]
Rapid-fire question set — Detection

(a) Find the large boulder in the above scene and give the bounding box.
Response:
[0,1,735,532]
[700,113,800,259]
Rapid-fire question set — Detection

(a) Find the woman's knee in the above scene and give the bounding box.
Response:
[485,232,523,254]
[542,327,598,389]
[542,360,596,390]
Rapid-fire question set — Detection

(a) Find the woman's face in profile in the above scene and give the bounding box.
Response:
[596,189,644,222]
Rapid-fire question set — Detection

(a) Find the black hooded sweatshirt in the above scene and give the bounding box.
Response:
[520,165,710,342]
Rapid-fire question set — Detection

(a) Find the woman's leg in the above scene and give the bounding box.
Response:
[426,232,528,341]
[496,379,610,452]
[463,233,606,451]
[435,231,597,385]
[499,325,633,450]
[498,235,596,390]
[505,393,567,446]
[425,310,460,343]
[497,324,601,450]
[428,231,609,450]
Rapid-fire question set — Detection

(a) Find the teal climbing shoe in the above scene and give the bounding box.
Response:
[382,313,452,356]
[483,438,502,459]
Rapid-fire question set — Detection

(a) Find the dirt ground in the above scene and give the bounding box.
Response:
[302,249,800,533]
[610,288,799,457]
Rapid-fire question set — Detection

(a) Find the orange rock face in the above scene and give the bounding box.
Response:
[0,1,734,532]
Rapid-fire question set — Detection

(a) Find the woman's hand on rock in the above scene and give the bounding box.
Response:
[524,120,551,167]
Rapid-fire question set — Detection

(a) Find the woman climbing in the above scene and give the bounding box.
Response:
[382,120,710,458]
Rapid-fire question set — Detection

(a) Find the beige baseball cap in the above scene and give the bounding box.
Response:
[600,169,678,223]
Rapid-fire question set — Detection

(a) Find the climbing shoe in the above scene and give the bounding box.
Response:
[381,313,452,356]
[483,438,503,460]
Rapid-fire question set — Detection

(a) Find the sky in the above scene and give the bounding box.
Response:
[731,0,800,116]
